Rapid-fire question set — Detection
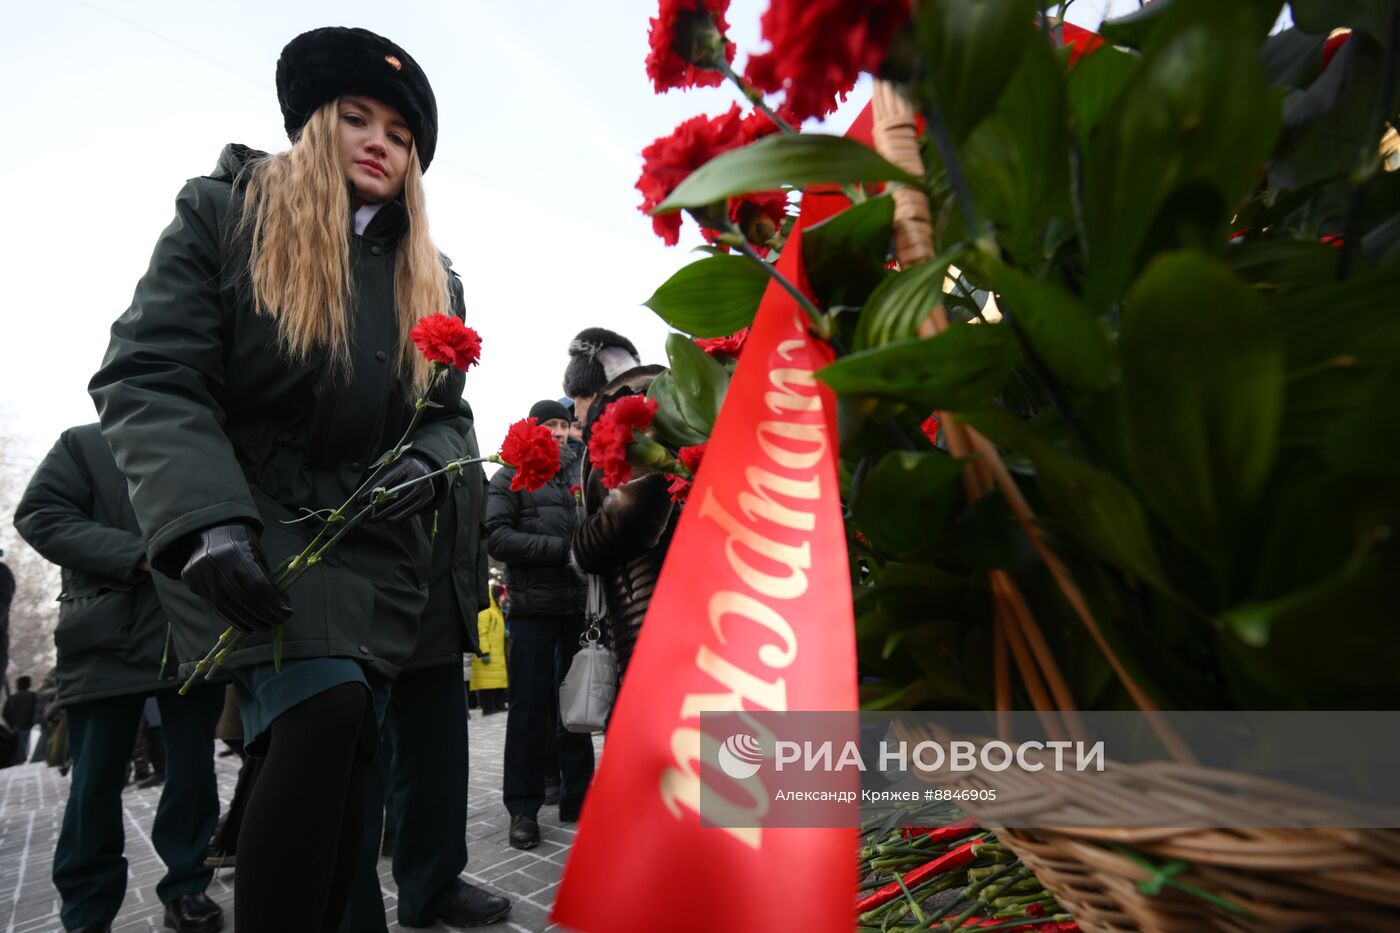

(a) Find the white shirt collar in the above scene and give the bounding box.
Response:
[354,202,387,237]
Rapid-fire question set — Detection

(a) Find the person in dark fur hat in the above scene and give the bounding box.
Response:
[563,327,641,423]
[86,25,507,933]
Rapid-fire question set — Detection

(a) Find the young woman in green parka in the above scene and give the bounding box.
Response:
[88,28,471,933]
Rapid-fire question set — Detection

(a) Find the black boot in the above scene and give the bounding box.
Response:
[163,892,224,932]
[508,814,539,850]
[424,882,512,928]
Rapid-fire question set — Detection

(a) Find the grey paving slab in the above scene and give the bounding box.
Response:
[0,708,602,932]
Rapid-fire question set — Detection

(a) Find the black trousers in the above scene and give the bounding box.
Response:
[341,662,471,932]
[55,685,223,929]
[503,613,594,817]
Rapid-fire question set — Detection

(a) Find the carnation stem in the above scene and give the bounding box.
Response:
[180,362,451,693]
[714,60,797,134]
[713,60,866,205]
[730,229,834,341]
[368,454,495,506]
[275,362,449,584]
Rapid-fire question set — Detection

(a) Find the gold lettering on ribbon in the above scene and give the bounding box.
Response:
[658,342,829,850]
[709,591,798,668]
[698,490,811,600]
[659,728,763,848]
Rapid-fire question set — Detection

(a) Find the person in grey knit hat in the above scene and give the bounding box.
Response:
[562,328,641,423]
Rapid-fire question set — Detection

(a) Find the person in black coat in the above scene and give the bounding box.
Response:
[86,27,472,933]
[486,400,592,850]
[340,435,511,931]
[2,675,38,762]
[14,424,225,933]
[0,554,13,693]
[573,366,679,681]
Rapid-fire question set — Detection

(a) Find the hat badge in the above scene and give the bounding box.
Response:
[384,54,402,71]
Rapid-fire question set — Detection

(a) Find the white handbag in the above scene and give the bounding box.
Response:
[559,574,616,734]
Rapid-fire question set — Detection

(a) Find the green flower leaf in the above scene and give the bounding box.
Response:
[819,323,1020,412]
[967,409,1175,596]
[654,135,919,213]
[915,0,1040,142]
[643,254,766,338]
[664,333,730,434]
[854,450,966,560]
[977,258,1112,390]
[853,253,960,351]
[1082,5,1282,310]
[646,371,710,448]
[1119,251,1284,572]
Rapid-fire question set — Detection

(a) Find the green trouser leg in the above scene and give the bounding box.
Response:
[388,662,470,926]
[56,694,146,929]
[150,684,223,903]
[55,686,224,930]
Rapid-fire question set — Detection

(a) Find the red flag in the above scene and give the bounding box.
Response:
[552,171,860,933]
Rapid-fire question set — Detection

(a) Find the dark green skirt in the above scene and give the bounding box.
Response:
[232,658,388,756]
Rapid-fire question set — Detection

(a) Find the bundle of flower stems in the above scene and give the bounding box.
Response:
[856,812,1078,932]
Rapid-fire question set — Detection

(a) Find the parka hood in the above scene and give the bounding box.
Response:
[209,143,269,184]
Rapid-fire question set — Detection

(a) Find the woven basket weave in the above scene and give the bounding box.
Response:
[867,81,1400,933]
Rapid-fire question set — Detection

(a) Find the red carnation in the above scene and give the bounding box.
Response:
[921,413,941,446]
[499,418,560,493]
[694,328,749,359]
[637,105,781,245]
[699,191,789,250]
[744,0,911,122]
[647,0,736,93]
[410,313,482,371]
[667,442,708,503]
[1061,22,1104,66]
[588,396,659,488]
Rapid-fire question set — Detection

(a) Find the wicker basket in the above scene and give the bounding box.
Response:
[867,81,1400,933]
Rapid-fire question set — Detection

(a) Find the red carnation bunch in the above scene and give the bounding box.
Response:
[667,442,708,503]
[410,313,483,371]
[744,0,911,122]
[637,104,781,245]
[647,0,736,93]
[921,413,941,446]
[500,418,560,493]
[694,328,749,359]
[588,396,660,488]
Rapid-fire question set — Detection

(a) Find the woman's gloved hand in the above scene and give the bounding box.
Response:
[359,453,438,522]
[180,524,293,634]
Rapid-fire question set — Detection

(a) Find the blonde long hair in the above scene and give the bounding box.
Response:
[237,100,447,392]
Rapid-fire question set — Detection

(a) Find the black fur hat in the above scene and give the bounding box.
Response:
[276,27,439,171]
[564,327,641,399]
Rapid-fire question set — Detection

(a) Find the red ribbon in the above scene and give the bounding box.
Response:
[552,112,870,933]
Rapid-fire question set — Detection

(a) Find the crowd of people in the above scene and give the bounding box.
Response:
[0,25,678,933]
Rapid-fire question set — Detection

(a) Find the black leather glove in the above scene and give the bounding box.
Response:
[359,453,438,522]
[180,524,293,634]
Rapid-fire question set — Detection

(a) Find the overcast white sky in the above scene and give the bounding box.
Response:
[0,0,1136,502]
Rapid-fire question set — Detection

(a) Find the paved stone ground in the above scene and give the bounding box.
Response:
[0,709,599,932]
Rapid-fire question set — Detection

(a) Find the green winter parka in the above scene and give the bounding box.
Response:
[402,424,489,671]
[88,144,473,680]
[13,424,175,706]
